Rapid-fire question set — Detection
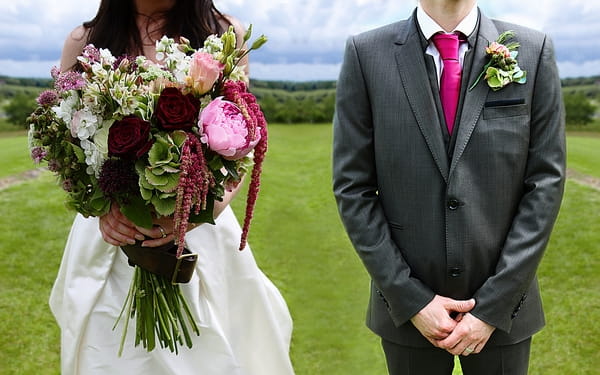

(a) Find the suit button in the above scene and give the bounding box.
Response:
[447,199,460,210]
[449,267,462,277]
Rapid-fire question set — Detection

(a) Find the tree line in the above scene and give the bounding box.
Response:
[1,75,598,128]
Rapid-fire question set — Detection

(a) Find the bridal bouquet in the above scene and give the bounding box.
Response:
[28,26,268,354]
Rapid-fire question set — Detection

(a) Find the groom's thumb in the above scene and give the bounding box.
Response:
[449,298,475,313]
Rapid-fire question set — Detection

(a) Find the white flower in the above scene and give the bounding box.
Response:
[202,34,224,54]
[91,62,108,78]
[80,139,104,177]
[52,92,79,125]
[81,84,104,113]
[99,48,116,66]
[71,108,99,140]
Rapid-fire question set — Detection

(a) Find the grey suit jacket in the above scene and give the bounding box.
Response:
[332,9,565,347]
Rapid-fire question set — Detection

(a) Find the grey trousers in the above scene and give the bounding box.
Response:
[381,337,532,375]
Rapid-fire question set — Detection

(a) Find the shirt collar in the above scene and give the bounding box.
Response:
[416,2,478,40]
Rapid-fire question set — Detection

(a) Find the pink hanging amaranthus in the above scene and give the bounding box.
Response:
[222,80,268,250]
[173,135,214,257]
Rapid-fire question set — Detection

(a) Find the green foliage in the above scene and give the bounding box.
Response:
[250,79,336,91]
[561,75,600,87]
[4,91,39,127]
[0,75,52,88]
[563,91,597,126]
[246,80,337,124]
[253,87,335,124]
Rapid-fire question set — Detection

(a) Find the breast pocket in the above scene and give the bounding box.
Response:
[483,101,529,120]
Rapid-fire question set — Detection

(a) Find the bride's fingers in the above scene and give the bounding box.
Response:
[100,217,135,246]
[141,233,175,247]
[100,212,144,245]
[136,225,167,239]
[108,203,145,238]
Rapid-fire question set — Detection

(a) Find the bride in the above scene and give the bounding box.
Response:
[48,1,295,374]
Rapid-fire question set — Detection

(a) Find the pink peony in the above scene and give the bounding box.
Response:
[199,97,260,159]
[187,52,223,95]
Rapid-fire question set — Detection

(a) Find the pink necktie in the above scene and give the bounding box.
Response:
[432,33,461,134]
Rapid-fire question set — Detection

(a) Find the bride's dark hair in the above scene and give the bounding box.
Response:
[83,0,229,54]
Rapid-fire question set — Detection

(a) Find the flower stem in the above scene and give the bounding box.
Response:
[468,61,492,91]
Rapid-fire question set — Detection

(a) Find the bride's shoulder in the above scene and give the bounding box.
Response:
[60,25,90,71]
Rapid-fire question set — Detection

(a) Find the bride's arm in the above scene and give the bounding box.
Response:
[59,26,88,71]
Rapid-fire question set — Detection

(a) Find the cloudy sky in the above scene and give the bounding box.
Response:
[1,0,599,81]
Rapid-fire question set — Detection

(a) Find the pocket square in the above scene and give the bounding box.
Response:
[485,98,526,107]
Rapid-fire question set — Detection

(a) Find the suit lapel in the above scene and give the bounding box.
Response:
[449,12,499,176]
[394,17,449,182]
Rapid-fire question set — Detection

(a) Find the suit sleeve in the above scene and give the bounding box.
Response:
[332,36,435,326]
[470,35,566,332]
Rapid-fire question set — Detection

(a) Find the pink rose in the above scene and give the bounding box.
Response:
[188,52,223,95]
[199,97,260,159]
[486,42,511,58]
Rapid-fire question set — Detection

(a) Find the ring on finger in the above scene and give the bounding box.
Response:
[157,225,167,239]
[464,347,474,354]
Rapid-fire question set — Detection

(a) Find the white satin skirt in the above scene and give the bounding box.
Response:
[49,207,294,375]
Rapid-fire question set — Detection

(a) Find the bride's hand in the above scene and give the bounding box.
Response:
[99,203,145,246]
[136,216,203,248]
[136,216,177,248]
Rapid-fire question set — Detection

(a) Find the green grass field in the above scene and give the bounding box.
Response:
[1,125,599,374]
[567,135,600,177]
[0,134,33,178]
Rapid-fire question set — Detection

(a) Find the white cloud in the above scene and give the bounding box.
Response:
[0,59,57,79]
[251,62,341,81]
[558,60,600,79]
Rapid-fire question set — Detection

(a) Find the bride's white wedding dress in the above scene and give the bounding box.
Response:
[49,206,294,375]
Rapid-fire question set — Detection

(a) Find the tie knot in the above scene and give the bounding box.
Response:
[432,33,460,60]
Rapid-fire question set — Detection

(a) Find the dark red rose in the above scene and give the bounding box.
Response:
[155,87,200,131]
[108,116,154,159]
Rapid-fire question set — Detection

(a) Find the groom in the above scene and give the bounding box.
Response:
[332,0,565,374]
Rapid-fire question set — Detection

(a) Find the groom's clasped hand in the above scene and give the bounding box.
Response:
[410,296,495,356]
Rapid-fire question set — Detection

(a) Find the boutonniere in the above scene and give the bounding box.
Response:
[469,30,527,91]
